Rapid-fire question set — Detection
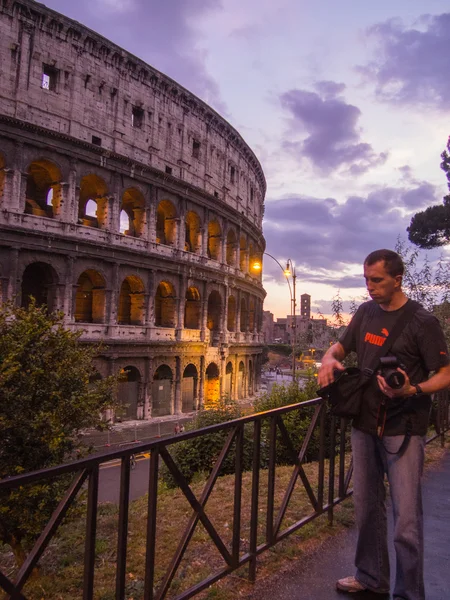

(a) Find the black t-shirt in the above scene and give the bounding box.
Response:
[339,299,449,436]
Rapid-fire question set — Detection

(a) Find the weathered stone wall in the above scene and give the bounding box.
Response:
[0,0,266,421]
[0,0,265,227]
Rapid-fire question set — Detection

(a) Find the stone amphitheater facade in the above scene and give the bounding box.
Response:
[0,0,266,420]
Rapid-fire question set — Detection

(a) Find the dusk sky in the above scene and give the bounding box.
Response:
[43,0,450,319]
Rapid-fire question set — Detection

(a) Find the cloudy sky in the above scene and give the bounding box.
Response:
[43,0,450,319]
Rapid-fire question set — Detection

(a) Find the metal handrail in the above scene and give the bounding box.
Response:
[1,390,448,600]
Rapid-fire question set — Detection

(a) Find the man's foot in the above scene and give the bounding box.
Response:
[336,575,367,593]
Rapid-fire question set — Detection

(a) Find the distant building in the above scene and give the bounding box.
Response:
[300,294,311,319]
[262,311,274,343]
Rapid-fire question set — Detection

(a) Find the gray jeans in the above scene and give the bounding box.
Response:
[351,428,425,600]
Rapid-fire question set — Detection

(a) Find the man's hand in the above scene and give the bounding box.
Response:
[318,357,345,387]
[376,368,413,398]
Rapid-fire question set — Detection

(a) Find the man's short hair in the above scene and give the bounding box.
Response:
[364,249,404,277]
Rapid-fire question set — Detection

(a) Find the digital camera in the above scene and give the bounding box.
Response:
[378,356,406,389]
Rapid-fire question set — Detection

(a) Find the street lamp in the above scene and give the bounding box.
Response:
[253,252,298,381]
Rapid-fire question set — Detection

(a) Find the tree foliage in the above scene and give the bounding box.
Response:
[0,300,118,564]
[408,137,450,248]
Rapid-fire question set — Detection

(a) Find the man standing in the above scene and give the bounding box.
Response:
[318,249,450,599]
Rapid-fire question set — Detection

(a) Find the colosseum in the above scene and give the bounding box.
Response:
[0,0,266,420]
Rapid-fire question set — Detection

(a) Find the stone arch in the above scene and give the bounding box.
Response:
[0,153,5,203]
[239,235,248,272]
[118,365,141,420]
[207,219,222,260]
[207,290,222,331]
[205,362,220,408]
[226,228,237,266]
[74,269,106,323]
[182,363,198,412]
[78,174,109,228]
[240,297,248,332]
[21,261,59,312]
[120,187,146,237]
[184,286,201,329]
[25,159,63,218]
[237,360,245,399]
[249,297,256,331]
[152,364,173,416]
[185,210,201,253]
[156,199,177,245]
[224,361,233,399]
[227,295,236,331]
[118,275,145,325]
[155,280,176,327]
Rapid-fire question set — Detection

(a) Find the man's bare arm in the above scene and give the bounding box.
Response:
[318,342,347,387]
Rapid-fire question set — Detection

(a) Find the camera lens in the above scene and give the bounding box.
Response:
[385,370,405,389]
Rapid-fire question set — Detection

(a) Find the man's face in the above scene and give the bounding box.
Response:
[363,260,402,305]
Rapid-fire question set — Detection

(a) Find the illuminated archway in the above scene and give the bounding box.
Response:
[240,297,248,332]
[74,270,106,323]
[184,286,201,329]
[120,187,146,237]
[205,362,220,408]
[207,219,222,260]
[182,363,198,412]
[207,290,221,331]
[118,275,145,325]
[224,361,233,399]
[226,228,237,266]
[78,174,109,228]
[185,210,201,253]
[25,159,62,218]
[239,235,248,272]
[156,199,177,245]
[118,366,141,420]
[152,364,173,416]
[237,361,245,399]
[155,281,176,327]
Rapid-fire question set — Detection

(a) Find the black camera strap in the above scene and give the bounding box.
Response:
[363,299,421,456]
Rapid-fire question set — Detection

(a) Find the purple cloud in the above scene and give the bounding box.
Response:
[280,86,387,175]
[262,179,439,287]
[359,13,450,109]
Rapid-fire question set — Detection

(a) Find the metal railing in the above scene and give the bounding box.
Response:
[1,391,449,600]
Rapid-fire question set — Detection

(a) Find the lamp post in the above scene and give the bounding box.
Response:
[253,252,297,382]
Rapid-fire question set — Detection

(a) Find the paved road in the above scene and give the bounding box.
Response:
[98,455,150,503]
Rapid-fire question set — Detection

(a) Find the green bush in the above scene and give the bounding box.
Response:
[160,399,254,488]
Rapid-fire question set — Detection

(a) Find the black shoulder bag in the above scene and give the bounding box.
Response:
[318,300,420,419]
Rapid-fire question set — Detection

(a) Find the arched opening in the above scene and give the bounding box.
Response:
[249,298,256,331]
[0,154,6,202]
[74,270,106,323]
[21,262,58,312]
[237,361,245,399]
[207,290,221,331]
[227,296,236,331]
[78,174,109,228]
[182,363,198,412]
[120,187,146,237]
[152,364,173,416]
[226,229,237,266]
[118,275,145,325]
[118,366,141,420]
[249,359,254,395]
[185,210,201,253]
[155,281,176,327]
[224,361,233,399]
[156,199,177,245]
[207,219,222,260]
[24,159,62,218]
[240,298,248,332]
[205,362,220,408]
[184,286,201,329]
[239,236,248,272]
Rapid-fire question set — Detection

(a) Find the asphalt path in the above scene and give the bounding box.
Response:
[98,455,150,503]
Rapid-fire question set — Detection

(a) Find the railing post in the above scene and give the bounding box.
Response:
[327,414,337,525]
[249,419,261,582]
[266,415,277,545]
[83,465,99,600]
[232,424,244,567]
[144,448,160,600]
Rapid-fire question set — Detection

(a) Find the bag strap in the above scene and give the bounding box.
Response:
[359,299,420,381]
